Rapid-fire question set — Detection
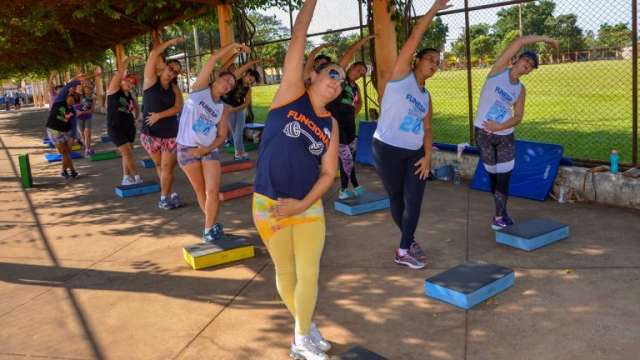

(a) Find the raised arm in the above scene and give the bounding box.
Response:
[107,44,134,95]
[54,77,83,103]
[221,52,241,72]
[489,35,558,76]
[303,43,333,82]
[273,0,318,107]
[144,37,185,90]
[339,35,376,69]
[150,29,167,74]
[390,0,451,81]
[191,42,250,92]
[233,60,258,80]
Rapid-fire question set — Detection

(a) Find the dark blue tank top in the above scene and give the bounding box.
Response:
[141,79,178,138]
[254,93,333,200]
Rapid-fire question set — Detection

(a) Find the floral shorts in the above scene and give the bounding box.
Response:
[46,128,74,145]
[140,133,177,154]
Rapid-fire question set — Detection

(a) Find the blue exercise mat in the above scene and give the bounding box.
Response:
[471,140,564,201]
[45,152,82,162]
[355,121,377,166]
[434,142,572,166]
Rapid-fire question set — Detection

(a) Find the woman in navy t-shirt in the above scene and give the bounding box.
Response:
[252,0,341,358]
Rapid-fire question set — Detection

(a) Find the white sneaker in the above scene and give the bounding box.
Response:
[121,176,135,186]
[289,336,328,360]
[309,323,331,352]
[134,175,143,184]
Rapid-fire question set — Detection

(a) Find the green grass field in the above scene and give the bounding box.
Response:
[252,60,637,163]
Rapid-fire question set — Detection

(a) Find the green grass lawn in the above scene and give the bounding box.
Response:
[252,60,637,163]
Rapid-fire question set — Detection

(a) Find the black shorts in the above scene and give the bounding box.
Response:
[108,122,136,147]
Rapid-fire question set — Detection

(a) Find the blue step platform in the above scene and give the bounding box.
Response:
[115,182,160,198]
[101,134,111,143]
[138,158,156,168]
[425,262,515,310]
[44,152,82,162]
[334,192,390,216]
[335,346,387,360]
[496,218,570,251]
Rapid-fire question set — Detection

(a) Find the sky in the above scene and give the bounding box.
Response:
[258,0,633,50]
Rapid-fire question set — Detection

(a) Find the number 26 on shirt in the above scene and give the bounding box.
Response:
[399,115,422,134]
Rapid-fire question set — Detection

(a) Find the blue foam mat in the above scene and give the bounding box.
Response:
[355,121,377,166]
[434,142,572,166]
[45,152,82,162]
[471,140,564,201]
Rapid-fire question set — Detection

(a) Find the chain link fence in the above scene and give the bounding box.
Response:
[97,0,638,165]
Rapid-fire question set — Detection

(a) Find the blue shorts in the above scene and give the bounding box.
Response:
[177,144,219,167]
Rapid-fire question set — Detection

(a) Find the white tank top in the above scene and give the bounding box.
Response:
[177,87,225,147]
[474,69,523,136]
[373,73,430,150]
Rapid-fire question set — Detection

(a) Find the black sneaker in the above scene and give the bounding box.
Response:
[60,169,70,179]
[70,170,79,179]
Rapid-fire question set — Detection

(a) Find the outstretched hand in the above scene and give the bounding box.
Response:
[233,43,252,54]
[433,0,453,11]
[170,37,186,46]
[543,36,559,48]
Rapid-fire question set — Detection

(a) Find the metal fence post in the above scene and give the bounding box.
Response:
[359,0,370,121]
[464,0,474,145]
[633,0,638,166]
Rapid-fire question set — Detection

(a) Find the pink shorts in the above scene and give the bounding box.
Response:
[140,133,177,154]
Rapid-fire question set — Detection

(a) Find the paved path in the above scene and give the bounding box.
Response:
[0,107,638,359]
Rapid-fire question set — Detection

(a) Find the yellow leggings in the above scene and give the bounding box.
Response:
[252,193,325,336]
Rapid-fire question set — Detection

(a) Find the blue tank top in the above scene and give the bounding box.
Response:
[254,93,333,200]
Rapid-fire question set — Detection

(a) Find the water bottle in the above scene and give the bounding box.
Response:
[453,163,461,185]
[610,149,619,174]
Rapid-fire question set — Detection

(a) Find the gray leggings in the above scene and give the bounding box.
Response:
[475,127,515,217]
[227,109,246,154]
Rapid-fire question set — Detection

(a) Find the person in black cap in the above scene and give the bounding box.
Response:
[473,35,558,230]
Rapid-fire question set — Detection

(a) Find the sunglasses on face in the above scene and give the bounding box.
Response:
[327,69,344,82]
[168,66,181,76]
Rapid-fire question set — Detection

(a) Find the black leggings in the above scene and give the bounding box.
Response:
[372,138,427,250]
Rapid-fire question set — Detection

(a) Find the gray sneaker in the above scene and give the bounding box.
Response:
[409,242,427,262]
[170,193,183,208]
[289,336,328,360]
[394,250,426,269]
[309,323,331,352]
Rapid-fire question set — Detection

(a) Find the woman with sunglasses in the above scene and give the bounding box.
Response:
[106,45,142,186]
[327,34,376,200]
[252,1,341,359]
[141,37,185,210]
[176,42,248,243]
[372,0,451,270]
